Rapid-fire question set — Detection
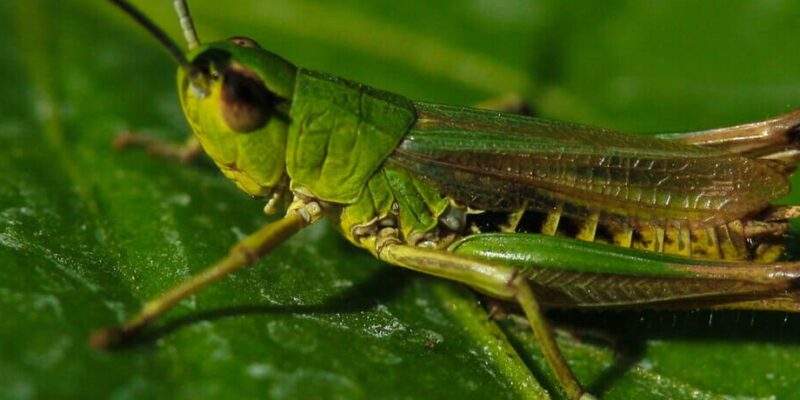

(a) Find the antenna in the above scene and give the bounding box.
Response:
[174,0,200,49]
[109,0,189,68]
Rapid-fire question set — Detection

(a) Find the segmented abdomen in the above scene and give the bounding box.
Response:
[465,202,790,262]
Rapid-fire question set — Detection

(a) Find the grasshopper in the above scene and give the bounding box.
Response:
[94,1,800,399]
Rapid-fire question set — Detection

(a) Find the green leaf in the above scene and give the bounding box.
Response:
[1,1,799,399]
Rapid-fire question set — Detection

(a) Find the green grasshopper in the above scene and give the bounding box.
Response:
[94,1,800,399]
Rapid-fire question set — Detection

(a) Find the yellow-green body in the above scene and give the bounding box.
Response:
[177,41,794,264]
[167,32,800,318]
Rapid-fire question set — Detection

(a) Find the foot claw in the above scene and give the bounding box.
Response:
[89,326,140,350]
[89,327,124,350]
[112,131,140,151]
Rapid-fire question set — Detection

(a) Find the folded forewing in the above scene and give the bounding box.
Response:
[389,103,788,226]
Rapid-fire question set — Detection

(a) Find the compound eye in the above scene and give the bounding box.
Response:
[220,66,273,133]
[228,36,261,48]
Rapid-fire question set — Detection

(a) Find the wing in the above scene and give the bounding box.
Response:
[387,102,789,226]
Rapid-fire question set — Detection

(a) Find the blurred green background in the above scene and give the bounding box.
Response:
[2,0,800,399]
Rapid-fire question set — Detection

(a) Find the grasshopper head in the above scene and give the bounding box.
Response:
[108,1,297,199]
[178,38,297,197]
